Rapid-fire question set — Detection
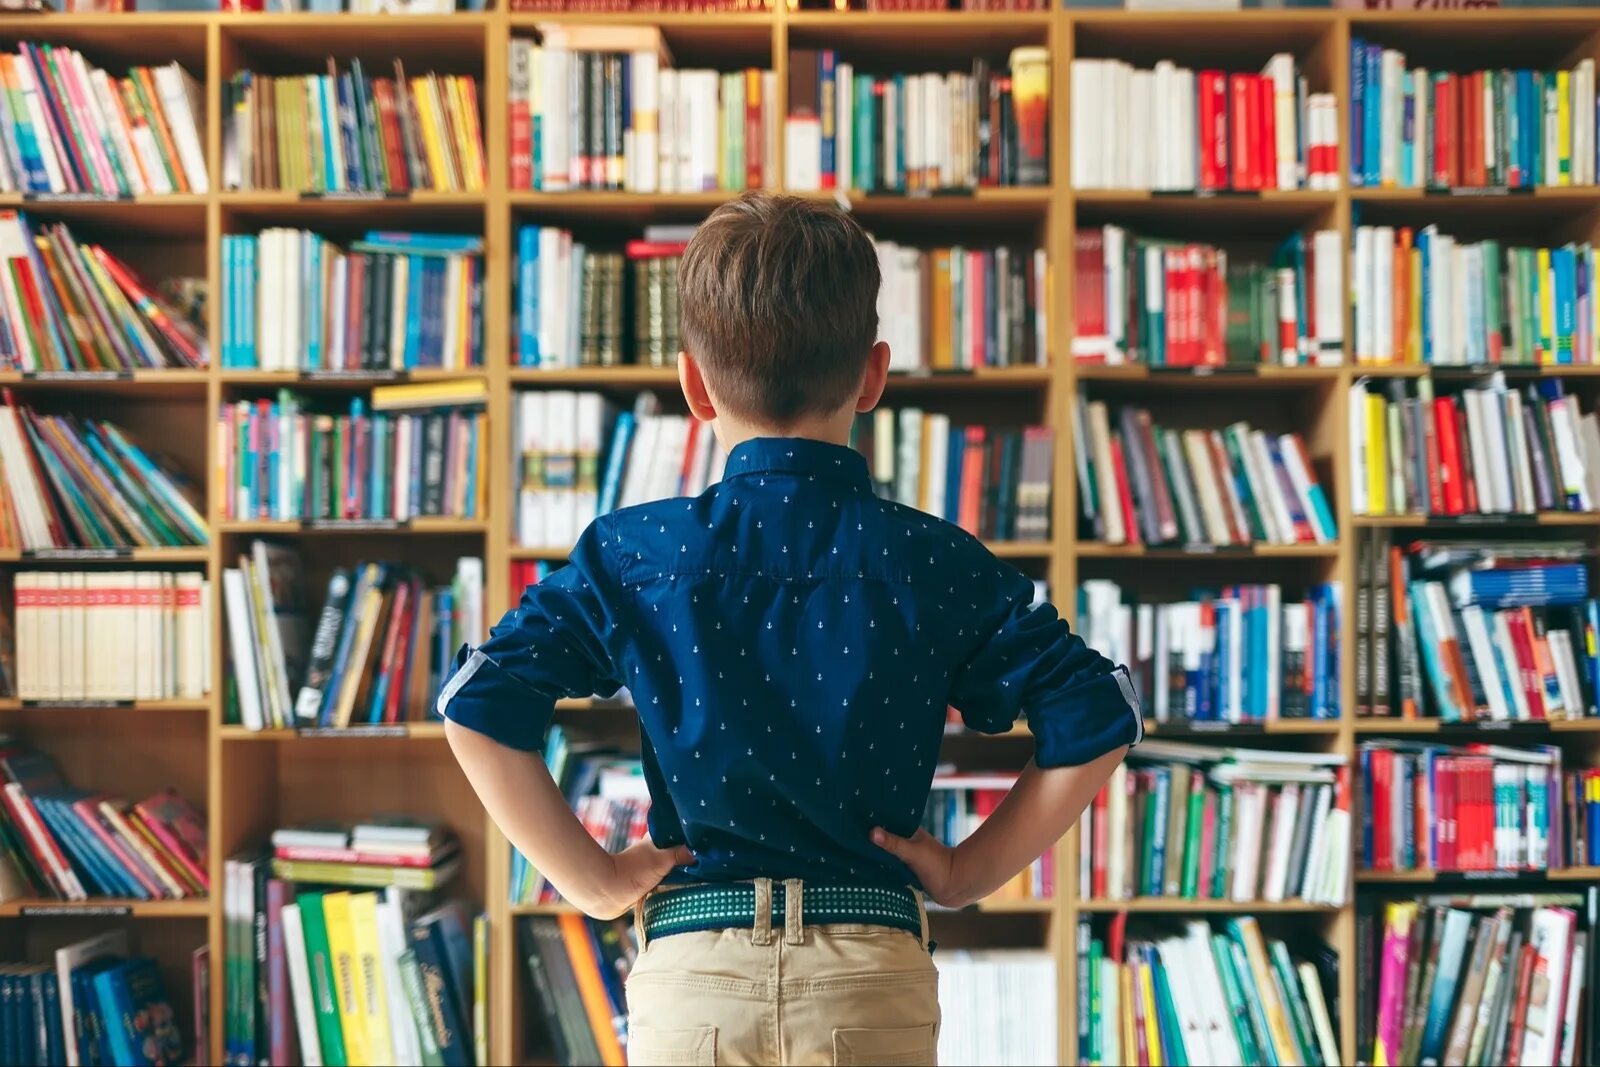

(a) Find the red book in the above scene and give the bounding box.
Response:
[373,81,412,193]
[272,843,451,868]
[1196,787,1217,898]
[1372,747,1393,870]
[958,426,986,534]
[345,256,367,370]
[1163,247,1183,365]
[1090,784,1109,898]
[1433,75,1457,187]
[383,579,420,724]
[1506,610,1546,719]
[1204,247,1226,366]
[1440,756,1460,870]
[1506,942,1538,1061]
[1434,397,1465,514]
[1108,436,1140,548]
[373,578,413,722]
[1229,74,1254,190]
[624,240,691,259]
[1074,231,1107,358]
[1464,72,1484,187]
[1197,71,1228,190]
[508,71,531,189]
[1473,760,1495,868]
[1255,74,1276,192]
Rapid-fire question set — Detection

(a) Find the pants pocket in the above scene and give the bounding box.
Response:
[628,1024,718,1065]
[831,1023,938,1066]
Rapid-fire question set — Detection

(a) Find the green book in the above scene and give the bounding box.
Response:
[1211,933,1266,1066]
[1211,785,1233,899]
[1519,248,1539,364]
[1149,946,1189,1067]
[1179,778,1204,898]
[296,891,350,1067]
[1088,938,1103,1065]
[1267,938,1321,1065]
[1227,936,1280,1067]
[1483,240,1504,355]
[332,417,346,518]
[1221,424,1268,542]
[399,950,445,1067]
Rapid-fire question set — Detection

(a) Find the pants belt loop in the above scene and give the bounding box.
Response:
[632,891,651,952]
[913,887,930,947]
[752,878,773,946]
[783,878,805,945]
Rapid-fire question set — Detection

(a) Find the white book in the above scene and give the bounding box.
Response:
[375,895,422,1066]
[925,413,950,519]
[57,930,128,1066]
[154,63,210,193]
[631,50,659,193]
[1105,763,1128,898]
[1354,226,1375,362]
[89,68,146,196]
[657,67,677,193]
[1070,60,1094,188]
[1100,957,1122,1065]
[223,568,266,730]
[181,573,208,700]
[1549,629,1584,721]
[1267,53,1297,189]
[1262,782,1300,902]
[541,47,570,190]
[1313,229,1344,362]
[1380,50,1403,187]
[515,391,545,547]
[1460,605,1512,720]
[1156,936,1210,1063]
[1296,782,1332,900]
[281,904,325,1067]
[1505,388,1536,511]
[1577,412,1600,508]
[836,61,852,193]
[1521,908,1575,1065]
[574,391,603,530]
[1277,433,1331,544]
[1374,226,1395,362]
[1230,783,1263,900]
[1131,69,1154,190]
[545,390,578,547]
[1558,935,1587,1066]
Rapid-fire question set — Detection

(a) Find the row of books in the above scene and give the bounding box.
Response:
[1359,741,1582,873]
[268,818,463,893]
[1076,579,1344,723]
[1075,915,1340,1067]
[785,49,1049,192]
[221,64,486,194]
[509,0,772,9]
[1361,893,1598,1067]
[513,225,689,369]
[0,932,187,1067]
[0,738,208,903]
[1352,227,1600,367]
[217,384,488,523]
[876,242,1048,371]
[510,29,774,192]
[0,395,207,551]
[0,213,206,372]
[518,915,635,1066]
[514,392,725,549]
[851,409,1054,542]
[0,47,207,197]
[1074,397,1338,548]
[1349,376,1600,518]
[225,546,483,732]
[1576,769,1600,868]
[510,728,643,905]
[13,571,210,703]
[220,230,485,372]
[1081,744,1350,906]
[926,774,1052,900]
[1390,539,1600,722]
[1069,56,1339,191]
[1070,227,1343,367]
[222,855,484,1067]
[1351,45,1598,188]
[935,950,1057,1065]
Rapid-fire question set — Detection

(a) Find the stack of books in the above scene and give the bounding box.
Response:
[1076,915,1341,1067]
[1350,376,1600,518]
[851,409,1054,543]
[224,860,486,1067]
[220,231,486,371]
[0,394,208,551]
[508,560,551,604]
[1070,56,1339,191]
[1083,743,1351,906]
[936,950,1057,1064]
[267,818,463,890]
[1352,226,1600,366]
[1361,892,1598,1066]
[518,915,637,1065]
[510,729,645,906]
[785,47,1049,191]
[2,931,186,1067]
[509,26,774,192]
[14,570,210,702]
[1388,539,1599,722]
[1359,741,1569,873]
[1074,395,1337,549]
[221,62,486,193]
[224,544,482,732]
[877,241,1048,371]
[927,773,1052,900]
[1070,227,1344,368]
[217,381,489,523]
[514,392,726,549]
[0,740,208,904]
[1076,578,1344,723]
[0,46,207,196]
[1349,45,1597,188]
[0,213,207,371]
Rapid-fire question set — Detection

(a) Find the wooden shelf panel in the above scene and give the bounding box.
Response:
[1356,867,1600,883]
[1143,718,1340,737]
[217,519,487,536]
[508,365,1051,388]
[1352,512,1600,527]
[1075,542,1339,559]
[0,698,210,712]
[1354,717,1600,734]
[1353,363,1600,377]
[0,546,211,563]
[1077,898,1340,914]
[219,723,446,741]
[0,898,211,919]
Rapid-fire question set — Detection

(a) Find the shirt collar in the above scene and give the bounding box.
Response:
[725,437,871,487]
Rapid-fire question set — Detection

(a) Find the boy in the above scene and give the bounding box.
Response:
[440,193,1139,1065]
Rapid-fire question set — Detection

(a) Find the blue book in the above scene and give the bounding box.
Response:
[463,412,480,519]
[893,74,907,188]
[1419,910,1474,1064]
[1555,245,1578,362]
[517,226,540,366]
[245,237,258,367]
[1350,38,1365,186]
[360,232,485,255]
[596,412,635,516]
[220,236,235,367]
[429,587,455,711]
[404,254,425,367]
[819,51,836,185]
[1364,44,1381,188]
[1400,72,1415,185]
[336,73,363,189]
[316,76,338,192]
[944,426,964,519]
[306,235,323,369]
[408,913,470,1067]
[1147,769,1169,896]
[1208,599,1225,721]
[320,562,384,724]
[1149,946,1189,1066]
[36,796,130,898]
[1417,228,1434,362]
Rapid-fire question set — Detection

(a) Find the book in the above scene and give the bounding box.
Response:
[1070,55,1338,191]
[1077,578,1343,723]
[1347,44,1596,189]
[1071,226,1343,367]
[222,62,485,193]
[13,570,210,702]
[925,773,1053,900]
[220,229,484,371]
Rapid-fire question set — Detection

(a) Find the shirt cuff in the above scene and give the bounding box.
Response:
[1028,666,1143,768]
[436,648,554,752]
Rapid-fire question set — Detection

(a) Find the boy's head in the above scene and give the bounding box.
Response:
[678,193,888,438]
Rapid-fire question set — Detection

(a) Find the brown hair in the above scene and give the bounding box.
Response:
[678,193,880,425]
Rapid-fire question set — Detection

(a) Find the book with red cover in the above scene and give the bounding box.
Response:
[1090,784,1109,899]
[1108,436,1140,547]
[1434,75,1458,187]
[745,68,763,190]
[1505,941,1538,1060]
[1433,397,1464,514]
[1372,747,1393,869]
[958,426,986,534]
[1255,73,1277,192]
[1229,74,1254,190]
[1507,610,1546,719]
[1198,70,1227,190]
[133,790,210,890]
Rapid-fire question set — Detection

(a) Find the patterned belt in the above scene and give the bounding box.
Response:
[640,882,923,941]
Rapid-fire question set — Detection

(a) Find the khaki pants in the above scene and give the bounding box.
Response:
[626,879,941,1066]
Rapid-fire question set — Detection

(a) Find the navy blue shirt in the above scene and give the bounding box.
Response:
[438,437,1141,888]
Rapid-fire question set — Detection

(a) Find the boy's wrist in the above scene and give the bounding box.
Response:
[942,843,983,909]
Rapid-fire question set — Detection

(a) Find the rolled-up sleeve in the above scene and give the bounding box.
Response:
[950,565,1142,767]
[436,518,625,750]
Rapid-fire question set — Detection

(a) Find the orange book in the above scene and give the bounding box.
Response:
[557,914,625,1066]
[1394,228,1412,363]
[931,249,953,369]
[133,67,189,194]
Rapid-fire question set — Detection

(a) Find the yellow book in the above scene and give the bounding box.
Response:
[1539,248,1555,363]
[321,891,373,1066]
[450,76,486,193]
[1119,963,1138,1067]
[347,892,395,1065]
[1366,392,1388,516]
[1138,956,1163,1067]
[931,250,953,369]
[1232,917,1302,1066]
[430,74,463,191]
[456,254,471,369]
[410,77,450,191]
[330,576,387,728]
[1558,70,1572,186]
[370,378,489,412]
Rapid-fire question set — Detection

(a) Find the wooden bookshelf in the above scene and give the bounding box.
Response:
[6,8,1600,1067]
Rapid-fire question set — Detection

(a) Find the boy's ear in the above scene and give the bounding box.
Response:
[679,352,718,422]
[854,341,892,413]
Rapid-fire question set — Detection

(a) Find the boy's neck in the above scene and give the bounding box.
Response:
[713,409,858,452]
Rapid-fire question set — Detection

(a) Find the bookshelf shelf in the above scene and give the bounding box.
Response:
[1354,867,1600,884]
[507,366,1053,389]
[215,519,488,536]
[1352,717,1600,734]
[508,539,1050,560]
[0,547,212,564]
[1143,718,1340,737]
[218,724,447,741]
[1350,512,1600,527]
[0,898,211,919]
[1353,364,1600,378]
[1075,542,1339,559]
[1076,899,1341,915]
[0,698,211,713]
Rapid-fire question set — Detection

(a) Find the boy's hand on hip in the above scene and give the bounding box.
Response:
[871,827,972,909]
[588,840,695,920]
